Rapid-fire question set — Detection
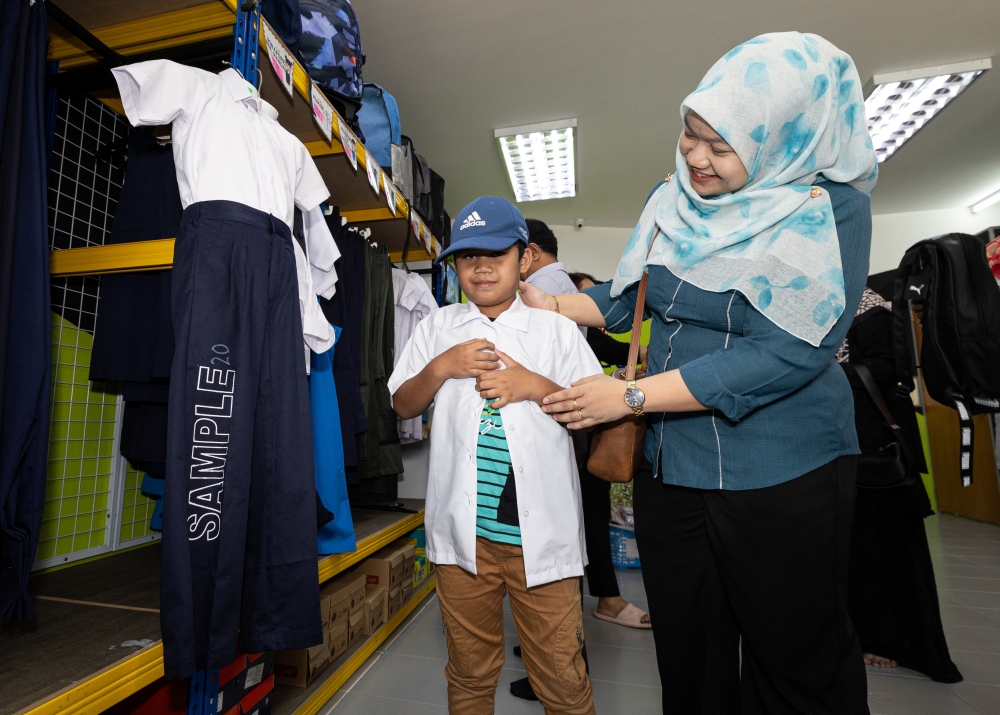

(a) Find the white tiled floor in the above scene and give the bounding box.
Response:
[321,513,1000,714]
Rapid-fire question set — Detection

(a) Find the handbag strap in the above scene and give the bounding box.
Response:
[853,363,917,466]
[624,228,657,382]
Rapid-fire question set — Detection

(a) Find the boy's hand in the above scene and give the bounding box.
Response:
[475,350,561,409]
[435,339,501,380]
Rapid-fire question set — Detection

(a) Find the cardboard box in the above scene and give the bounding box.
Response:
[359,549,405,591]
[243,652,273,693]
[273,631,330,687]
[364,586,386,635]
[332,571,366,614]
[238,676,274,715]
[320,578,353,627]
[386,585,402,622]
[348,608,364,647]
[329,621,349,662]
[390,541,416,582]
[401,579,413,605]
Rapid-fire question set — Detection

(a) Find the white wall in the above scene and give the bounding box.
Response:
[552,203,1000,280]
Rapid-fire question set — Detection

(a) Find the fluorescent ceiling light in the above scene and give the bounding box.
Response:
[495,119,576,202]
[970,188,1000,214]
[863,58,991,163]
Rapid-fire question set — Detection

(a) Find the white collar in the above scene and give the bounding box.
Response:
[529,261,567,278]
[449,294,531,333]
[219,68,259,105]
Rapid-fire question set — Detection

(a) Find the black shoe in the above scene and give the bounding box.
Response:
[513,645,521,658]
[509,676,538,701]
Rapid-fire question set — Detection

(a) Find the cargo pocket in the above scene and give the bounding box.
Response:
[441,609,470,678]
[554,601,587,696]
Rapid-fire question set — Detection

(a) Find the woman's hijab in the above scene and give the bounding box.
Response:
[613,32,877,346]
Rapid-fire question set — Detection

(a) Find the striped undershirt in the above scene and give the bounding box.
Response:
[475,400,521,546]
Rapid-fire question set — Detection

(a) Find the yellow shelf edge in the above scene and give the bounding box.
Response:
[50,239,176,278]
[48,3,236,68]
[21,643,165,715]
[294,574,437,715]
[340,208,396,224]
[23,511,425,715]
[317,511,424,584]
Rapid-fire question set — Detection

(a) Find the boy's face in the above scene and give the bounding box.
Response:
[454,244,530,317]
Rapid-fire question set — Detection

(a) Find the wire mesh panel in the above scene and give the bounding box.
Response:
[37,94,160,569]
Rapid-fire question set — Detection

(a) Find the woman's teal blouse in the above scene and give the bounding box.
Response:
[585,182,871,490]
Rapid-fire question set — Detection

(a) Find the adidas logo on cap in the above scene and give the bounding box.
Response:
[459,211,486,230]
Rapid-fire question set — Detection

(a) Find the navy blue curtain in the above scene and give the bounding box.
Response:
[0,0,52,622]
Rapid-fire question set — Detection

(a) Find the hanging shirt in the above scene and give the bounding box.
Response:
[391,268,438,442]
[387,296,603,587]
[111,60,337,360]
[525,261,587,337]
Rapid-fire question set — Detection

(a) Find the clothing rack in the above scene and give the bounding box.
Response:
[17,3,445,714]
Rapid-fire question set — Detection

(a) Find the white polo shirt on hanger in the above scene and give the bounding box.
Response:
[111,60,337,358]
[387,295,603,587]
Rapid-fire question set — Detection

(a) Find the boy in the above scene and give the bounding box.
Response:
[388,197,602,715]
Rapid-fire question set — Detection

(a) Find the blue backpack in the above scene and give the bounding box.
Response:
[298,0,364,100]
[357,84,400,170]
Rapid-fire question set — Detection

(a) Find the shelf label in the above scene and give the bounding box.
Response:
[262,21,295,96]
[365,149,380,196]
[384,177,397,216]
[338,116,358,171]
[410,213,421,246]
[431,237,442,257]
[309,81,334,142]
[421,222,433,254]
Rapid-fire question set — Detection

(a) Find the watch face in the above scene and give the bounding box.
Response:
[624,387,645,409]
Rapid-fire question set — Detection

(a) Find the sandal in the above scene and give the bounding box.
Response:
[593,603,651,629]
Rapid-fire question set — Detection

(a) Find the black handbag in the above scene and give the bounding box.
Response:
[853,364,919,490]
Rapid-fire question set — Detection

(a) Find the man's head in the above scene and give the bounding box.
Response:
[521,219,560,279]
[436,197,530,316]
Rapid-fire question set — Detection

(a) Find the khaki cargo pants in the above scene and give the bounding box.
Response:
[436,538,596,715]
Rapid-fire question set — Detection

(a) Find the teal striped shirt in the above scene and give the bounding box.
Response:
[475,401,521,546]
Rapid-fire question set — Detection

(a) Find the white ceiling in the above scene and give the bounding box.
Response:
[353,0,1000,228]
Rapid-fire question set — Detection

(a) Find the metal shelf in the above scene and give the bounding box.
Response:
[20,509,426,715]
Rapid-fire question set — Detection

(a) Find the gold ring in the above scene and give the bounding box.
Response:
[573,400,581,411]
[576,408,584,420]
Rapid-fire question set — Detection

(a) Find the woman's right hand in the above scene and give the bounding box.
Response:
[518,281,557,312]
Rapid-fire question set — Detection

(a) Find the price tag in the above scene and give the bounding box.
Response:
[365,149,380,196]
[338,116,358,171]
[421,222,433,253]
[383,177,397,216]
[410,213,421,244]
[431,237,442,256]
[309,81,333,142]
[262,21,295,96]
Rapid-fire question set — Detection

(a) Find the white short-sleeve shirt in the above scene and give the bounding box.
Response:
[387,296,604,587]
[111,60,337,360]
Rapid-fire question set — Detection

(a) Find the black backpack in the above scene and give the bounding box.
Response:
[892,233,1000,486]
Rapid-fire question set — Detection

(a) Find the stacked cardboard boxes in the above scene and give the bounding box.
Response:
[321,571,364,663]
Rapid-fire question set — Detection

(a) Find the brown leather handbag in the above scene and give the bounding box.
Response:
[586,267,650,483]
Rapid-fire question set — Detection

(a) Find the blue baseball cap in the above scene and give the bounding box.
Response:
[434,196,529,264]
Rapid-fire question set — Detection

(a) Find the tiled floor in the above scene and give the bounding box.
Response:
[321,513,1000,714]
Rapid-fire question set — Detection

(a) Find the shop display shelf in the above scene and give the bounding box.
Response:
[12,503,426,715]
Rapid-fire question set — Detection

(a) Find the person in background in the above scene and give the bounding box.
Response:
[839,287,962,683]
[521,220,586,336]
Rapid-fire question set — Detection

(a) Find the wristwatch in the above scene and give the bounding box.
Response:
[624,380,645,416]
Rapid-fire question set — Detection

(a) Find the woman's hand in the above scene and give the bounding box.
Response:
[541,373,632,430]
[518,281,557,311]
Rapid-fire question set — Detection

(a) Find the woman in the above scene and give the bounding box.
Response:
[521,32,878,713]
[839,288,962,683]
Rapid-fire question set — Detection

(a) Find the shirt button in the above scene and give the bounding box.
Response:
[523,510,529,517]
[518,467,523,473]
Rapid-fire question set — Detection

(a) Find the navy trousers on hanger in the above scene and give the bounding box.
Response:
[161,200,322,680]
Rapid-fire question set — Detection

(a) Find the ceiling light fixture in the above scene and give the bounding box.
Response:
[970,187,1000,214]
[495,119,576,202]
[863,58,991,163]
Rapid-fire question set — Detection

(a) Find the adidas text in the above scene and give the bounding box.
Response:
[973,396,1000,409]
[459,211,486,230]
